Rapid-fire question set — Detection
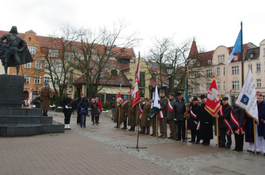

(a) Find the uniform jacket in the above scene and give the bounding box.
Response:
[141,102,151,127]
[160,96,168,118]
[120,100,129,122]
[40,87,52,110]
[167,98,176,121]
[218,103,231,128]
[61,97,73,115]
[230,106,246,129]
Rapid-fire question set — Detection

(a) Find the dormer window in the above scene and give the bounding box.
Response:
[207,60,211,64]
[111,69,117,76]
[234,55,238,61]
[72,46,77,51]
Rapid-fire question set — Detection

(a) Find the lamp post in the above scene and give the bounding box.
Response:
[129,78,133,100]
[166,66,173,96]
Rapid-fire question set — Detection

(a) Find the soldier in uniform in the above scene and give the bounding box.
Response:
[140,98,151,134]
[188,97,200,143]
[61,92,73,130]
[40,82,53,116]
[128,99,137,131]
[173,92,186,141]
[158,90,168,138]
[150,98,157,136]
[120,96,129,129]
[114,97,121,128]
[167,93,177,139]
[215,96,232,149]
[200,95,213,145]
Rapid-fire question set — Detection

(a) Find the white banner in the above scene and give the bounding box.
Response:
[236,70,259,124]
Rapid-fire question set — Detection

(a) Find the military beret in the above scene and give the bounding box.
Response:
[222,96,229,100]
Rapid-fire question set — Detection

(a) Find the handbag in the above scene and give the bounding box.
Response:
[80,108,86,114]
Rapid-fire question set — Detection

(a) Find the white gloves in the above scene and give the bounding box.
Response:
[65,105,68,109]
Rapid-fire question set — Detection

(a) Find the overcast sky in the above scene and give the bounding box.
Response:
[2,0,265,57]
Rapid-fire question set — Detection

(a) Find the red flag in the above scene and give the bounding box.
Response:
[117,88,122,105]
[129,82,139,108]
[205,75,220,117]
[135,55,140,84]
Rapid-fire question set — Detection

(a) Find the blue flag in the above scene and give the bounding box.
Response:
[225,30,242,68]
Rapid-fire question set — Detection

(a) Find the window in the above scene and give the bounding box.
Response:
[232,66,239,74]
[24,63,31,69]
[54,63,61,71]
[223,81,226,90]
[139,72,145,87]
[217,82,221,90]
[72,46,77,50]
[111,69,117,76]
[49,49,58,57]
[234,55,238,61]
[194,71,200,78]
[34,76,41,84]
[208,60,211,64]
[24,75,30,84]
[206,69,212,77]
[232,81,239,90]
[257,63,261,72]
[67,55,71,62]
[35,61,42,69]
[257,79,261,87]
[195,83,200,91]
[54,78,59,85]
[218,54,225,63]
[44,61,49,69]
[223,67,226,75]
[29,47,36,55]
[196,62,200,66]
[44,77,50,83]
[151,73,156,79]
[217,68,220,76]
[206,83,211,91]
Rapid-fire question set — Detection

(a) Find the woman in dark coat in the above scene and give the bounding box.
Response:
[91,98,99,125]
[78,96,89,128]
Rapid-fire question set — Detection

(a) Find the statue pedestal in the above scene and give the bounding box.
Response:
[0,75,23,107]
[0,75,64,137]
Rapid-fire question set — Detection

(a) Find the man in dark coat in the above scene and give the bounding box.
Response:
[167,93,177,139]
[188,97,200,143]
[230,97,246,151]
[199,95,213,145]
[110,96,116,120]
[75,92,84,125]
[61,92,73,130]
[257,94,265,155]
[172,92,186,142]
[215,96,232,149]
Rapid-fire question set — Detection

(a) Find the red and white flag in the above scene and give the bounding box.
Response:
[205,75,220,117]
[117,86,122,105]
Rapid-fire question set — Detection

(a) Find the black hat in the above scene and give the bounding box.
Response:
[200,94,206,99]
[192,97,198,101]
[222,96,229,100]
[176,92,182,96]
[169,93,175,96]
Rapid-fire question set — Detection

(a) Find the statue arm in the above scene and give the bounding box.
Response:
[18,40,27,52]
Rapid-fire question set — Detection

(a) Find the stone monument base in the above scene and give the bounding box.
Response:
[0,75,64,137]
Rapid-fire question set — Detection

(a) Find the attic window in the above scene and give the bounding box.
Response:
[234,55,238,61]
[208,60,211,64]
[111,69,117,76]
[28,37,31,41]
[72,46,77,50]
[250,53,254,58]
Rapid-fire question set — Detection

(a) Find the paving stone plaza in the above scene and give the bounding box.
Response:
[0,110,264,175]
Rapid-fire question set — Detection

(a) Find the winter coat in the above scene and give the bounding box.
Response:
[78,99,89,115]
[218,103,231,128]
[91,102,99,116]
[200,102,213,140]
[160,96,168,118]
[120,100,129,122]
[60,97,73,115]
[40,87,52,110]
[167,99,176,121]
[173,99,186,121]
[188,103,200,130]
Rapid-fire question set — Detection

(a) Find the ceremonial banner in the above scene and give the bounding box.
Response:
[183,79,189,118]
[225,30,242,68]
[236,70,259,124]
[150,85,163,119]
[205,75,220,117]
[129,54,141,107]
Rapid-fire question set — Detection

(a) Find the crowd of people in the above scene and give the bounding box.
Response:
[113,90,265,156]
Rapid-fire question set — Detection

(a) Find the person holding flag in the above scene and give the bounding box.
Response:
[167,93,177,140]
[158,89,168,138]
[120,96,129,129]
[173,92,186,142]
[114,89,122,128]
[215,97,232,149]
[199,95,214,146]
[140,98,151,134]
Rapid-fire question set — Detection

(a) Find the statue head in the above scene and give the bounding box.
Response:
[9,26,18,34]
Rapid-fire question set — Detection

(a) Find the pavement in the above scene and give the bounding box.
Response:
[0,110,264,175]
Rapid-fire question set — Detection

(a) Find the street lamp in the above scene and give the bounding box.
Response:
[129,78,133,100]
[166,66,173,96]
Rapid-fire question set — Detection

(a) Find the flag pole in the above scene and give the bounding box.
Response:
[241,21,244,86]
[155,79,158,138]
[118,84,122,129]
[253,120,257,154]
[185,65,189,143]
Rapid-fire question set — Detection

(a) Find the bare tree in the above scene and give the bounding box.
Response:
[69,21,139,99]
[40,23,81,104]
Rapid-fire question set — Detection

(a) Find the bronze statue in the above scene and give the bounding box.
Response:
[0,26,33,74]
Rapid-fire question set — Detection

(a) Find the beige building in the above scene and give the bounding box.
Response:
[189,39,264,105]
